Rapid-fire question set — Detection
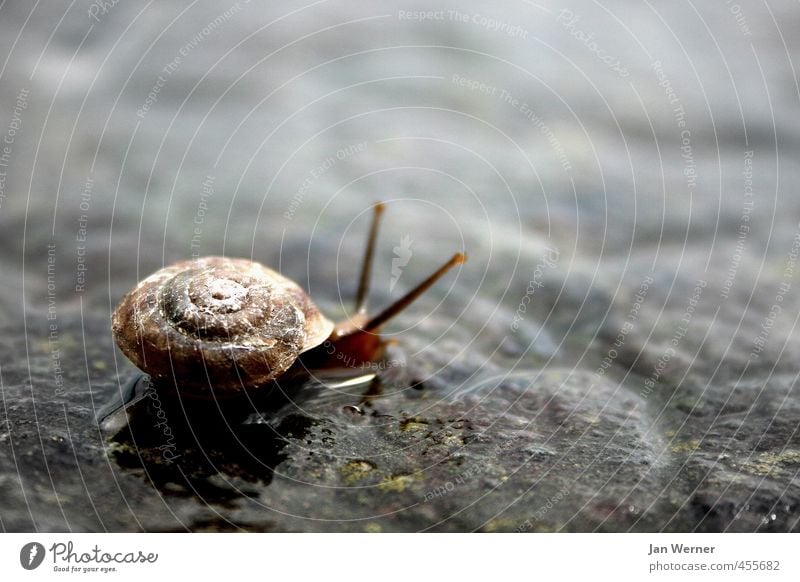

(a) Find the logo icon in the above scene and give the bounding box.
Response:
[20,542,46,570]
[390,235,413,291]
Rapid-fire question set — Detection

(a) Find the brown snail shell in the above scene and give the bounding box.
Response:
[111,256,334,394]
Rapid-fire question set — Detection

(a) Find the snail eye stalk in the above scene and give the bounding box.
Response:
[335,201,466,338]
[362,251,466,332]
[354,201,385,314]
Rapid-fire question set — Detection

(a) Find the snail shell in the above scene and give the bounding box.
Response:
[111,256,334,393]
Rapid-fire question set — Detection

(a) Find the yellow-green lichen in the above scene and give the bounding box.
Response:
[670,440,701,453]
[340,460,376,484]
[377,473,421,493]
[400,418,429,432]
[743,450,800,476]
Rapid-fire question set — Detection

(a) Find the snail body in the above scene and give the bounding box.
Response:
[112,203,465,396]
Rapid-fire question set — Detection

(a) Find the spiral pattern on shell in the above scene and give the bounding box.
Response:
[111,256,334,393]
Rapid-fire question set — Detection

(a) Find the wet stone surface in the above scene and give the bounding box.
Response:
[2,305,798,532]
[2,0,800,531]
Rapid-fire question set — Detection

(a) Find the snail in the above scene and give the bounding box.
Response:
[111,203,465,396]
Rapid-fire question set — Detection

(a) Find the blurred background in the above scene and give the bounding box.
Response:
[1,0,799,532]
